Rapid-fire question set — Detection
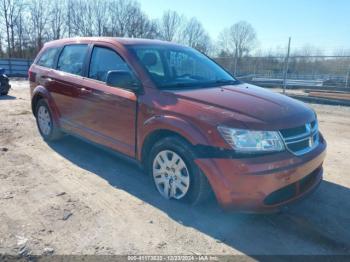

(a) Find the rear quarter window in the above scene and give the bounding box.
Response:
[36,48,60,68]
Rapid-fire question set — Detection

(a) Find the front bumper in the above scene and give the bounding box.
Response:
[195,135,327,212]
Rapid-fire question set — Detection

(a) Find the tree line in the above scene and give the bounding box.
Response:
[3,0,346,79]
[0,0,257,62]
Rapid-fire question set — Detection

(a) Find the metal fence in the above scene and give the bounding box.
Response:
[1,56,350,90]
[215,56,350,89]
[0,58,32,77]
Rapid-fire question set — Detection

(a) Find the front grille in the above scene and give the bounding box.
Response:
[279,120,319,155]
[264,182,296,205]
[280,125,307,137]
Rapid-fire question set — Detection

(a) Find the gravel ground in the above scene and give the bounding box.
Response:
[0,80,350,257]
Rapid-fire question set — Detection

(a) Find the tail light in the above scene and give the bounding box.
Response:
[28,70,36,82]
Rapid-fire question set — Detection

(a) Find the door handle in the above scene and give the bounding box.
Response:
[80,87,92,94]
[41,76,53,82]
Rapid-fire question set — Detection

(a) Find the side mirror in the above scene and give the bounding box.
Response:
[106,70,140,91]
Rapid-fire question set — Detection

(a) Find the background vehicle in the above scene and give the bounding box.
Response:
[29,38,326,212]
[0,68,11,96]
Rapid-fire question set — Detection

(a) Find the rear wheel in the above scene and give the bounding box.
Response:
[147,136,212,205]
[0,81,8,96]
[35,99,62,141]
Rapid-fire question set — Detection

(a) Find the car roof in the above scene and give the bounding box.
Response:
[43,37,184,48]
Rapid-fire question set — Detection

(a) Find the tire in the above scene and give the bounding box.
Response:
[35,99,63,141]
[147,136,212,205]
[0,82,10,96]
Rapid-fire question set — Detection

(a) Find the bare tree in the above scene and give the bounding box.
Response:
[69,0,94,36]
[134,17,159,39]
[0,0,23,57]
[159,10,182,41]
[0,0,251,61]
[111,1,158,39]
[109,0,136,37]
[293,44,324,57]
[333,48,350,56]
[29,0,50,51]
[181,17,211,53]
[0,32,3,57]
[66,0,73,37]
[128,12,159,38]
[218,21,257,74]
[92,0,109,36]
[49,0,66,40]
[13,2,26,57]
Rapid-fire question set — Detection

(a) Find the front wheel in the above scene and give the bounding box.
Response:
[148,136,212,205]
[153,150,191,200]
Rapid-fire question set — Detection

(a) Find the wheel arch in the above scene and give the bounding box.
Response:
[140,129,192,167]
[139,115,210,166]
[31,92,44,115]
[31,86,60,126]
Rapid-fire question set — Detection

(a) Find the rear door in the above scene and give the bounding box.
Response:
[50,44,89,130]
[31,47,61,96]
[75,45,138,157]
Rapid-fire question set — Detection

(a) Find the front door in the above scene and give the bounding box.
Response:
[74,45,138,157]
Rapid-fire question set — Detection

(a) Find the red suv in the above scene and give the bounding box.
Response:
[29,38,326,212]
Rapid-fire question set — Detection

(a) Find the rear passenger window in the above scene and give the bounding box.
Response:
[88,46,130,82]
[37,48,59,68]
[57,45,88,76]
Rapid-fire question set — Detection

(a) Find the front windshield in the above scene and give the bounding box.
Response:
[127,44,238,89]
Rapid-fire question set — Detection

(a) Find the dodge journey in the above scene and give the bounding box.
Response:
[29,37,327,212]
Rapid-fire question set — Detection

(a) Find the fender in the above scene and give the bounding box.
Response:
[138,114,231,200]
[31,85,61,127]
[138,114,210,160]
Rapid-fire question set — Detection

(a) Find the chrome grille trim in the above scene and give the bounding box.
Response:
[279,121,319,156]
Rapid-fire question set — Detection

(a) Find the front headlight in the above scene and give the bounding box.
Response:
[217,126,285,153]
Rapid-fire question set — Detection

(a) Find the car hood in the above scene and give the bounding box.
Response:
[170,83,315,130]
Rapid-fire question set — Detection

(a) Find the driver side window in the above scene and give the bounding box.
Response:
[89,46,130,82]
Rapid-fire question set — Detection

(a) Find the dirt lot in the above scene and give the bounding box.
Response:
[1,80,350,257]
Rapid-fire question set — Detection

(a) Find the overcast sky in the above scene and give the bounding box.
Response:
[139,0,350,54]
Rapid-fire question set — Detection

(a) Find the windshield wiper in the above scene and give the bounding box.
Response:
[159,79,240,89]
[214,79,239,85]
[160,82,205,89]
